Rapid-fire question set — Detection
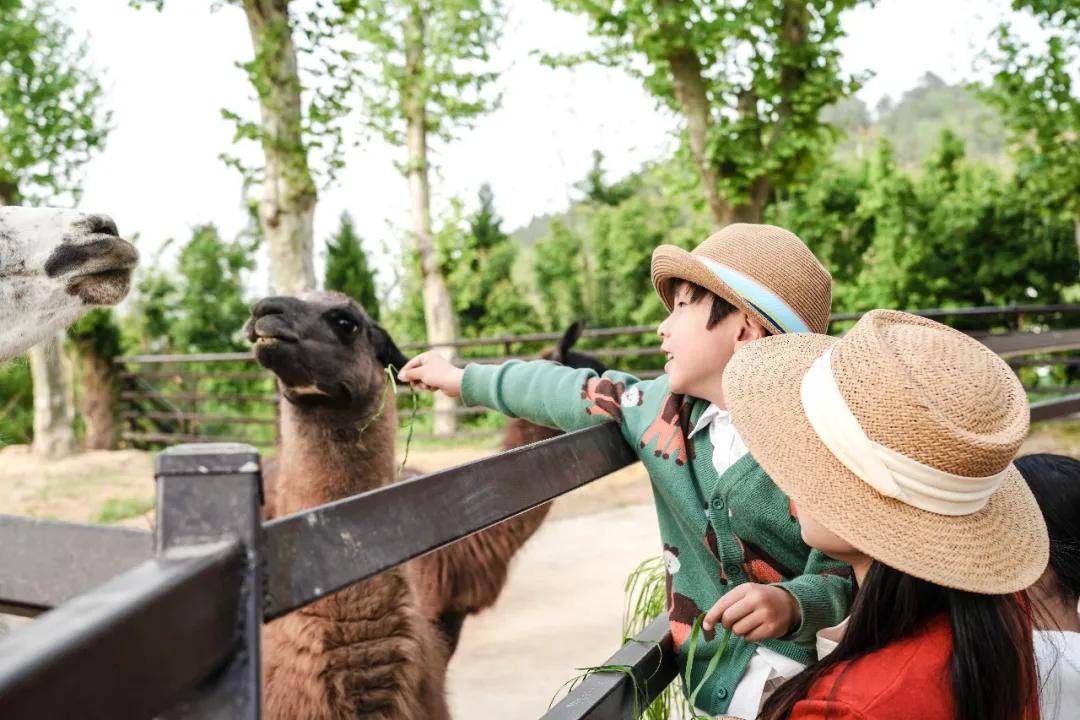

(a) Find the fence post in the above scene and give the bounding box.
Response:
[155,443,263,719]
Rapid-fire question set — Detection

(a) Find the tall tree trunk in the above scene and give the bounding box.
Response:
[1074,217,1080,262]
[666,45,729,225]
[404,5,459,436]
[74,346,118,450]
[242,0,317,295]
[30,331,75,459]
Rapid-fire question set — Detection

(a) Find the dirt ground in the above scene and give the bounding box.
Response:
[1,422,1077,717]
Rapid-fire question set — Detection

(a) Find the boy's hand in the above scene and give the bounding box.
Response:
[398,351,465,398]
[702,583,800,642]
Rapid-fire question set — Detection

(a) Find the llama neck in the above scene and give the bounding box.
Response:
[274,386,398,515]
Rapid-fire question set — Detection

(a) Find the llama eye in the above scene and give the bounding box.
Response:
[334,316,359,334]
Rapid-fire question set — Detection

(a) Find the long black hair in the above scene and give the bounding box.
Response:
[1015,453,1080,606]
[760,561,1037,720]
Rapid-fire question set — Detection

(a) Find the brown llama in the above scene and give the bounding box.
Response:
[248,292,450,720]
[405,321,609,655]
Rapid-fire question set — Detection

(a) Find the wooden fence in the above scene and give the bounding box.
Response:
[115,304,1080,448]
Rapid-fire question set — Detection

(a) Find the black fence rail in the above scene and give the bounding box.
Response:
[115,304,1080,448]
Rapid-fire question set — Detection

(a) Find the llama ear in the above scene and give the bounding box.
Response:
[370,322,409,376]
[557,320,585,362]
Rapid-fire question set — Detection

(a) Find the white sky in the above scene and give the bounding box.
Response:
[64,0,1040,300]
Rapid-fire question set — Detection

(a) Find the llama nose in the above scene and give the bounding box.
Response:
[250,296,297,320]
[44,236,138,278]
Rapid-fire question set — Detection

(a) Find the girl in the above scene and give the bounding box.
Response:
[1016,453,1080,720]
[718,309,1047,720]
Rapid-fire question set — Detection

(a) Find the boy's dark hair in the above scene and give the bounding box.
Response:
[670,278,739,330]
[1014,453,1080,603]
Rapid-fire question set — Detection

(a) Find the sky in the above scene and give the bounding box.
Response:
[63,0,1042,299]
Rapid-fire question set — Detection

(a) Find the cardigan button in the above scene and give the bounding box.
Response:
[711,497,725,510]
[725,563,740,576]
[717,687,729,700]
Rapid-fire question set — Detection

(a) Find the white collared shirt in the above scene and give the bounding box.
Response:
[687,402,749,477]
[689,403,806,719]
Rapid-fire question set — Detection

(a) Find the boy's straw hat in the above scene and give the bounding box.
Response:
[651,224,831,335]
[724,310,1048,595]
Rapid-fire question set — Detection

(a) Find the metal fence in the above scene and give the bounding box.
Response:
[115,304,1080,448]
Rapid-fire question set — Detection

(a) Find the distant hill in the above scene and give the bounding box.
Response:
[825,72,1008,169]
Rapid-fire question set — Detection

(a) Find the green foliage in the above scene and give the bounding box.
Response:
[444,184,541,340]
[344,0,504,149]
[983,2,1080,224]
[546,0,869,219]
[324,211,381,320]
[134,0,352,192]
[68,308,124,360]
[768,131,1079,316]
[127,224,255,354]
[532,160,711,335]
[0,357,33,447]
[0,0,110,204]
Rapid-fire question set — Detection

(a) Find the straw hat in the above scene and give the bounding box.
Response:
[724,309,1048,595]
[651,224,831,335]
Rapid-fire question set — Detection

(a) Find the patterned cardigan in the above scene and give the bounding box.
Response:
[462,360,853,715]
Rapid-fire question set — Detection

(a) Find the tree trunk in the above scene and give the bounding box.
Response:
[666,45,729,225]
[242,0,317,295]
[75,347,118,450]
[30,331,75,459]
[404,5,459,436]
[1074,217,1079,263]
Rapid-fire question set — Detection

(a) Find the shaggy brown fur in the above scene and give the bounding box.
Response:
[250,293,450,720]
[405,322,607,655]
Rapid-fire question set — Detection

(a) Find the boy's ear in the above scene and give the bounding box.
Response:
[737,314,768,343]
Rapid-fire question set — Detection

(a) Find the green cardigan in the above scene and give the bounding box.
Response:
[462,360,853,715]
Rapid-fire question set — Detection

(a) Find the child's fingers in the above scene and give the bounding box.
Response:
[731,610,766,638]
[702,586,746,631]
[398,354,427,380]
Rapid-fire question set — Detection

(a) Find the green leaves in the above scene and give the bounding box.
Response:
[0,0,110,204]
[324,211,381,320]
[550,0,869,222]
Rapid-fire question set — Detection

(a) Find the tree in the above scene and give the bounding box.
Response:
[444,184,540,339]
[68,310,124,450]
[135,0,355,295]
[768,132,1079,316]
[346,0,504,434]
[324,212,381,319]
[548,0,868,224]
[0,0,110,458]
[983,1,1080,255]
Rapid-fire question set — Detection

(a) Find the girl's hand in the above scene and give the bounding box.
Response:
[702,583,800,642]
[398,351,465,398]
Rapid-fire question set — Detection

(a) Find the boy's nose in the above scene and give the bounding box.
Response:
[657,317,669,338]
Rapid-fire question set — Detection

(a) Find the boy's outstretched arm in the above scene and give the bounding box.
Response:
[399,350,646,436]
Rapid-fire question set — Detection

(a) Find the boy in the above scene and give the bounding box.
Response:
[399,224,852,718]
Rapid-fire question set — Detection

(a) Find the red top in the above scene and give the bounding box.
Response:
[789,615,1036,720]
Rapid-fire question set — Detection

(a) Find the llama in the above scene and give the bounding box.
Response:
[406,321,608,655]
[248,292,451,720]
[0,207,137,361]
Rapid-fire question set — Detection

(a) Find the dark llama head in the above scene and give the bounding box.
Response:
[244,291,408,411]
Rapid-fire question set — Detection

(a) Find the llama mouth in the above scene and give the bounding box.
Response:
[66,267,134,305]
